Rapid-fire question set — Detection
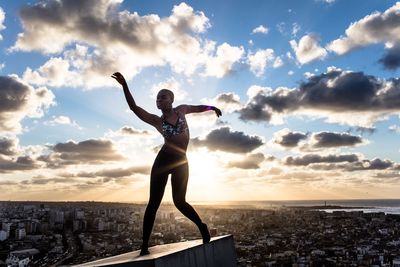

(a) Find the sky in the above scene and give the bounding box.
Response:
[1,0,400,202]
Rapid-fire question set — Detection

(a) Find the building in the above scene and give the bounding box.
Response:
[15,228,26,240]
[0,230,7,241]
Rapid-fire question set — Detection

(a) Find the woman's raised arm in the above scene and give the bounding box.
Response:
[111,72,161,128]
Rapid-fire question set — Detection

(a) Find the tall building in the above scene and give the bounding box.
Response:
[0,230,7,241]
[2,222,11,232]
[2,222,12,238]
[75,210,85,220]
[15,228,26,240]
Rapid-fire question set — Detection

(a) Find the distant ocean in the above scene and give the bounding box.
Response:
[191,199,400,215]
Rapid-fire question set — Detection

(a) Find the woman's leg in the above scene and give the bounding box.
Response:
[171,159,210,243]
[141,156,169,254]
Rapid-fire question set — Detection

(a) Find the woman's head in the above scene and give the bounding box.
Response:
[156,89,174,110]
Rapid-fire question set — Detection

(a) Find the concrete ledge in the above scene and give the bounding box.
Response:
[74,235,237,267]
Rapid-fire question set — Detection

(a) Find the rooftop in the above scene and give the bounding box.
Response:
[73,235,237,267]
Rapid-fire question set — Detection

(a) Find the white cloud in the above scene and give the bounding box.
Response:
[288,70,294,76]
[327,2,400,55]
[317,0,336,3]
[150,77,187,101]
[246,85,271,98]
[252,25,269,34]
[273,56,284,68]
[238,68,400,128]
[276,22,286,34]
[186,112,218,129]
[53,115,72,125]
[247,48,275,77]
[203,42,244,78]
[46,115,82,129]
[389,125,400,133]
[0,7,5,41]
[290,34,327,64]
[23,57,74,87]
[304,71,315,78]
[202,92,242,113]
[0,75,55,134]
[291,23,301,37]
[12,1,243,89]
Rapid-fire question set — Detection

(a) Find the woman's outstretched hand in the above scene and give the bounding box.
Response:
[111,72,127,86]
[214,107,222,117]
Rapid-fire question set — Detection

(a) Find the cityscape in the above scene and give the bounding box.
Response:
[1,1,400,266]
[1,201,400,266]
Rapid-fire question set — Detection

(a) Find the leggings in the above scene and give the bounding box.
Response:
[141,149,203,247]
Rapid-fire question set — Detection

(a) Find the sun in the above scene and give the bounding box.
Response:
[186,149,224,201]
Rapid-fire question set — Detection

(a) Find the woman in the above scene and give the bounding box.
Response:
[111,72,222,256]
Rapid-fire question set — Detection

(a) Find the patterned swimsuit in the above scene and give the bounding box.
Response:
[161,109,189,138]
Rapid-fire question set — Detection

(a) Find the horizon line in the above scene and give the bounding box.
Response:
[1,198,400,204]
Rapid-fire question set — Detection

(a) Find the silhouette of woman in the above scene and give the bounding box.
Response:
[112,72,222,256]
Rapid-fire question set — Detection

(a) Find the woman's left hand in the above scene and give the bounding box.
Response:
[214,107,222,117]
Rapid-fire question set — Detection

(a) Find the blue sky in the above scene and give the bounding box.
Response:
[0,0,400,202]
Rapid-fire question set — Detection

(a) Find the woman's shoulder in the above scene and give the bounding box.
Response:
[174,105,188,115]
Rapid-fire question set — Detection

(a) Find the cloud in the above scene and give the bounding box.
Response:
[379,45,400,70]
[45,115,82,129]
[203,42,244,78]
[237,85,273,123]
[185,112,219,129]
[0,75,55,133]
[273,128,308,147]
[273,57,283,68]
[291,23,301,37]
[38,139,125,167]
[214,92,241,105]
[290,34,327,64]
[354,126,376,135]
[285,153,359,166]
[310,131,364,148]
[0,137,19,156]
[150,77,187,101]
[119,126,152,136]
[276,22,286,35]
[350,158,394,171]
[52,115,73,125]
[273,129,366,151]
[327,2,400,55]
[0,7,5,41]
[252,25,269,34]
[285,153,395,172]
[237,69,400,127]
[22,56,76,87]
[226,152,265,169]
[389,124,400,133]
[105,126,157,140]
[316,0,336,4]
[209,92,242,113]
[13,1,208,54]
[191,126,264,153]
[65,165,150,178]
[13,1,244,88]
[0,156,39,173]
[247,48,276,77]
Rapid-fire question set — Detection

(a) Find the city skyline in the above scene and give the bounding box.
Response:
[1,0,400,202]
